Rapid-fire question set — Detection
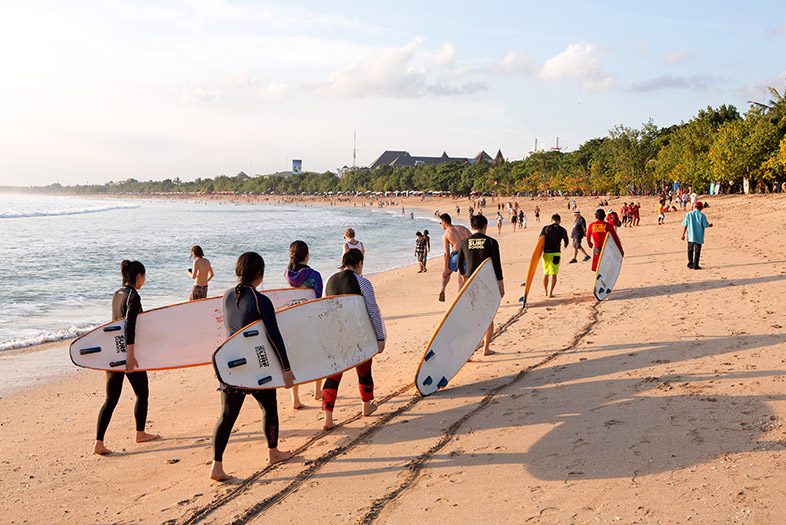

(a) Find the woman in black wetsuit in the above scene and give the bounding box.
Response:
[93,260,160,456]
[210,252,294,481]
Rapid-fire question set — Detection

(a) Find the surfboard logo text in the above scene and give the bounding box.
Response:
[254,345,269,368]
[114,335,126,354]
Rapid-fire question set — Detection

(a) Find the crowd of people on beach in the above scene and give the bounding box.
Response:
[91,191,716,483]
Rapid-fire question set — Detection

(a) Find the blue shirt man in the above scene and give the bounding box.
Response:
[681,202,713,269]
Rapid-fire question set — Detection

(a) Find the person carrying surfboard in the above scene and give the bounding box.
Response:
[93,260,160,456]
[587,209,624,272]
[285,240,325,409]
[539,214,569,298]
[438,213,471,302]
[321,249,386,430]
[457,213,505,356]
[211,252,294,482]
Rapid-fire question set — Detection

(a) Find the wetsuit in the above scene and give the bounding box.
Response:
[587,220,623,271]
[212,285,291,460]
[540,223,569,276]
[321,270,385,411]
[96,286,149,441]
[457,233,503,281]
[285,264,324,298]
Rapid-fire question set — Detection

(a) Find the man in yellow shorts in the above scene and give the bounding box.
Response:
[539,214,569,297]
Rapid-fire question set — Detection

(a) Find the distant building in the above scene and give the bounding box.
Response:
[370,149,501,169]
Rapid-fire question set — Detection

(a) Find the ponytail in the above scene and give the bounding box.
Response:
[234,252,265,306]
[121,260,145,287]
[288,240,309,271]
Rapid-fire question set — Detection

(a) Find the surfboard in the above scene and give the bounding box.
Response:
[415,258,502,396]
[213,294,380,389]
[519,235,545,307]
[594,233,623,301]
[69,288,316,372]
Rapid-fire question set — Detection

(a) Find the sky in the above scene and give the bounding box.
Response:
[1,0,785,186]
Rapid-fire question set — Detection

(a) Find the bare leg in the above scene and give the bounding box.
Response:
[548,276,557,298]
[543,274,549,296]
[323,410,335,430]
[313,379,323,400]
[439,272,451,301]
[362,401,378,416]
[290,384,303,409]
[483,322,495,355]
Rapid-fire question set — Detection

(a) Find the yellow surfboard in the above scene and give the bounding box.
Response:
[520,235,545,307]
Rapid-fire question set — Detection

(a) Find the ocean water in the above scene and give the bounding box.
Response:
[0,193,441,351]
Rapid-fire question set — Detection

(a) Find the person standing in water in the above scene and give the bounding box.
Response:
[457,214,504,356]
[437,213,471,302]
[539,214,569,298]
[211,252,293,481]
[321,250,386,430]
[343,228,365,256]
[93,260,160,456]
[188,245,214,300]
[285,240,324,409]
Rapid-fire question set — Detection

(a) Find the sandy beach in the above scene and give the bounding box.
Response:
[3,193,786,524]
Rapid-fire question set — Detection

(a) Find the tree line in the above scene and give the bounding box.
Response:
[8,86,786,197]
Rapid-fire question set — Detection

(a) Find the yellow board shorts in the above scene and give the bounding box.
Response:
[542,252,562,276]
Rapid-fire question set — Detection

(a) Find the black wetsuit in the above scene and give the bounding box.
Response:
[457,233,504,280]
[213,285,291,460]
[96,286,149,441]
[540,223,569,253]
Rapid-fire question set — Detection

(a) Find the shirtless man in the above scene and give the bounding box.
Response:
[438,213,471,302]
[188,245,214,300]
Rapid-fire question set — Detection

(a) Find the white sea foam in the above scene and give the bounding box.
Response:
[0,323,97,352]
[0,203,139,219]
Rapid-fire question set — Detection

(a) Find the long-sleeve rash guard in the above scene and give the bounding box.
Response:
[325,270,386,341]
[222,285,291,371]
[113,286,142,345]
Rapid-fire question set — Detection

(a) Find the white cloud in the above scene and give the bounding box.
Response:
[323,38,486,98]
[500,50,535,74]
[538,42,615,92]
[734,72,786,100]
[628,74,724,92]
[432,43,457,66]
[664,51,689,65]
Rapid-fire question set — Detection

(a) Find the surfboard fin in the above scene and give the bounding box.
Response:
[424,350,436,361]
[437,376,449,389]
[422,376,433,386]
[102,326,122,332]
[109,360,126,368]
[257,376,273,386]
[243,330,259,338]
[79,347,101,355]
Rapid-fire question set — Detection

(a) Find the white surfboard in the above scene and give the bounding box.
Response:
[213,294,380,389]
[415,258,502,396]
[69,288,316,371]
[594,234,623,301]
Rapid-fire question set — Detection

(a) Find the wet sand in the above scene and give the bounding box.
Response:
[2,193,786,524]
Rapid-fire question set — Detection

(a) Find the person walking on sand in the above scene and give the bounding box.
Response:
[457,214,504,356]
[540,214,569,298]
[321,250,386,430]
[534,206,541,223]
[587,209,624,272]
[657,199,666,225]
[681,201,713,270]
[343,228,365,256]
[188,245,214,300]
[93,260,160,456]
[437,213,471,302]
[285,240,324,409]
[422,229,431,270]
[414,232,428,273]
[211,252,293,481]
[496,211,503,234]
[568,210,591,264]
[511,210,518,232]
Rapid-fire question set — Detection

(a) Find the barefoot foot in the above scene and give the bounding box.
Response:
[268,448,293,465]
[135,432,161,443]
[93,441,112,456]
[362,401,378,417]
[210,461,233,482]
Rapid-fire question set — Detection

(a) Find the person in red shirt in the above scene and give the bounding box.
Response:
[631,202,640,226]
[587,209,624,271]
[606,210,621,228]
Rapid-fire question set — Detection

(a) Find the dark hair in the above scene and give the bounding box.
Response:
[340,248,364,269]
[234,252,265,306]
[595,209,606,220]
[191,245,204,258]
[121,260,145,287]
[470,213,488,230]
[439,213,452,225]
[288,240,309,271]
[552,213,561,222]
[423,229,429,235]
[416,231,423,236]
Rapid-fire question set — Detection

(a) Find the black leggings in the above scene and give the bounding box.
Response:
[213,389,279,462]
[96,371,149,441]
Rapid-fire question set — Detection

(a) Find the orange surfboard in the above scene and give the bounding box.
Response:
[520,236,545,307]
